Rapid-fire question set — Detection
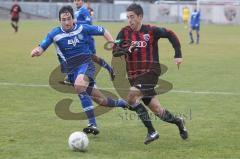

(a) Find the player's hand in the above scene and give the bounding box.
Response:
[31,47,44,57]
[174,58,183,70]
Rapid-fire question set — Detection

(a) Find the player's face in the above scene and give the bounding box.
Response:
[127,11,143,31]
[74,0,84,9]
[60,12,74,32]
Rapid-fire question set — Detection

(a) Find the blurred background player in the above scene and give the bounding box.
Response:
[72,0,115,80]
[86,0,94,17]
[189,7,201,44]
[182,6,190,29]
[10,0,22,33]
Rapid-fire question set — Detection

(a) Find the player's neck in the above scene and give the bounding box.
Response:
[135,23,142,31]
[62,24,75,33]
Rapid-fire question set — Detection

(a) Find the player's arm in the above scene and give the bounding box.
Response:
[103,29,114,43]
[31,46,44,57]
[10,6,13,14]
[19,5,22,13]
[154,27,183,65]
[31,32,53,57]
[90,9,94,17]
[112,30,132,57]
[83,24,113,42]
[197,11,201,25]
[77,10,92,25]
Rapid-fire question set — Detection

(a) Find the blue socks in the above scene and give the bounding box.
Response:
[197,33,200,44]
[98,58,114,74]
[106,98,127,108]
[189,32,194,42]
[78,91,97,126]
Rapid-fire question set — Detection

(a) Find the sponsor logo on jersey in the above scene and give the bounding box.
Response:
[97,26,103,32]
[143,34,150,41]
[131,41,147,48]
[68,36,80,46]
[77,34,83,40]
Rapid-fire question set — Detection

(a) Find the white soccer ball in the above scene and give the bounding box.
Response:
[68,131,89,151]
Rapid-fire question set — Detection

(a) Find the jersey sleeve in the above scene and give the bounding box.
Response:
[82,24,105,36]
[83,10,92,24]
[153,27,182,58]
[197,12,201,23]
[115,29,124,41]
[112,29,126,56]
[10,5,14,13]
[39,30,54,51]
[18,5,22,12]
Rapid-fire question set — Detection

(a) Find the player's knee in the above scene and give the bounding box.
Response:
[74,83,87,94]
[74,75,89,93]
[74,85,87,94]
[127,92,140,105]
[142,96,153,106]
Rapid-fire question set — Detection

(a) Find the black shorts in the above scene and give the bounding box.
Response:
[128,71,159,97]
[11,17,19,22]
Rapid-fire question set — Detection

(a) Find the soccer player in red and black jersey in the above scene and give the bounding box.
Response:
[10,0,22,33]
[113,3,188,144]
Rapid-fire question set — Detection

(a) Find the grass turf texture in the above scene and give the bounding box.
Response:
[0,20,240,159]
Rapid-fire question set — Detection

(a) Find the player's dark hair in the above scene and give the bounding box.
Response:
[58,5,74,21]
[126,3,143,17]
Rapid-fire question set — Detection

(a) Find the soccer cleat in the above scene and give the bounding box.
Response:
[189,40,194,44]
[83,124,100,135]
[176,117,188,140]
[63,76,72,86]
[144,131,159,145]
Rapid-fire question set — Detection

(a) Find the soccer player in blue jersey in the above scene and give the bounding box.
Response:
[73,0,115,80]
[31,5,127,135]
[189,7,201,44]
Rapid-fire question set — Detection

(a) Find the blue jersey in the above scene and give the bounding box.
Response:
[190,11,200,27]
[75,6,96,54]
[75,6,92,25]
[39,23,105,73]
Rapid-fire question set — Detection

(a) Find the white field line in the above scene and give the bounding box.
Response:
[0,82,49,87]
[0,82,239,96]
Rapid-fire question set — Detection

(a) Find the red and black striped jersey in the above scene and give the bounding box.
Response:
[10,4,21,18]
[115,24,182,79]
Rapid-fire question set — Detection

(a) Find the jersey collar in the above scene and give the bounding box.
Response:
[60,23,77,33]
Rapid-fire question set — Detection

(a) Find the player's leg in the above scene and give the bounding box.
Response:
[15,20,19,32]
[144,96,188,140]
[92,55,115,80]
[196,29,200,44]
[140,72,188,140]
[10,18,17,32]
[13,18,19,32]
[89,87,128,108]
[189,27,194,44]
[90,37,115,80]
[127,87,159,145]
[73,63,99,135]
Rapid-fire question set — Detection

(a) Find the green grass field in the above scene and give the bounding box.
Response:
[0,20,240,159]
